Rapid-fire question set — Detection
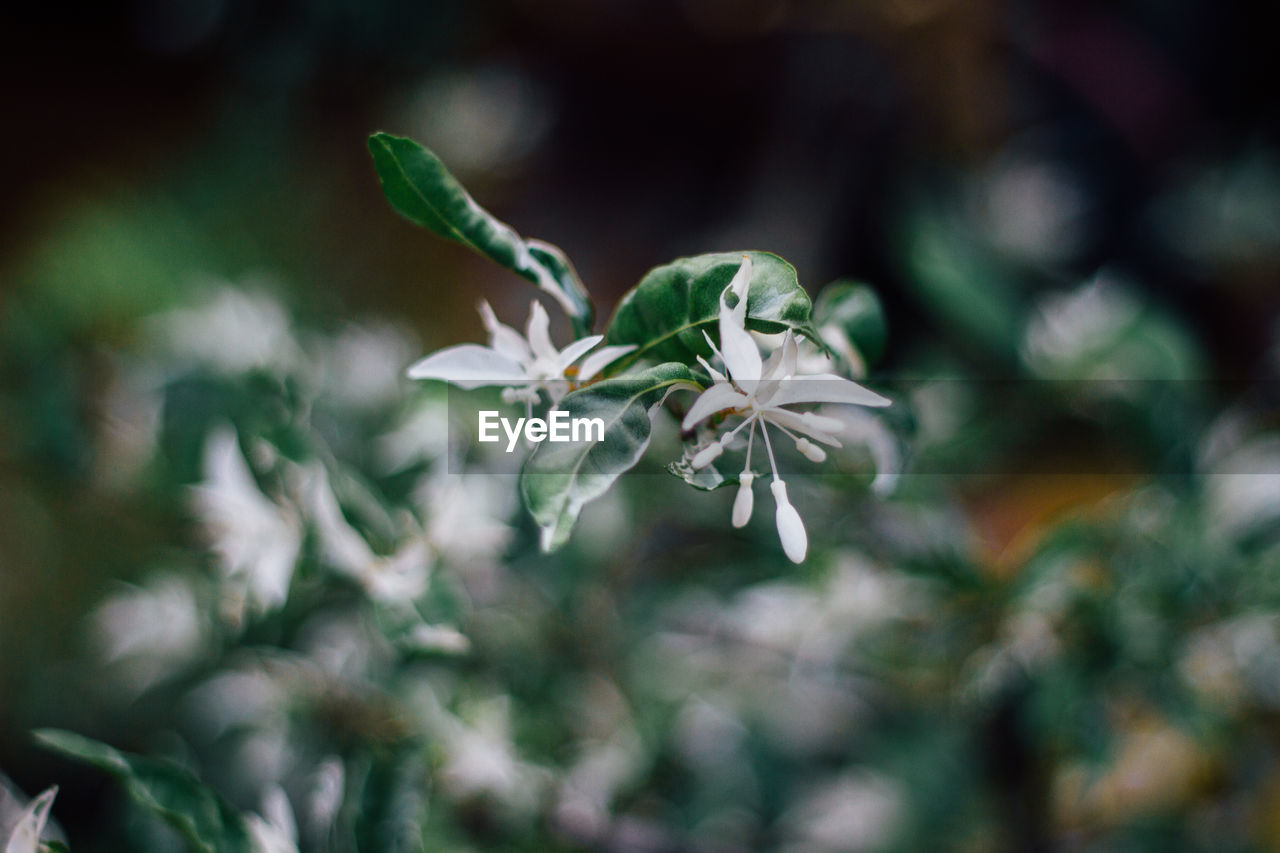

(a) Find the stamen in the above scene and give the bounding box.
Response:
[760,420,781,483]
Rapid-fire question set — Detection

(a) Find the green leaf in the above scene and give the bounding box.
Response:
[813,280,888,367]
[367,132,593,334]
[521,363,701,550]
[603,252,818,367]
[34,729,255,853]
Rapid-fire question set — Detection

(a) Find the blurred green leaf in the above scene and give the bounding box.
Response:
[34,729,255,853]
[896,195,1023,359]
[813,279,888,367]
[603,252,819,367]
[522,362,701,550]
[367,132,594,335]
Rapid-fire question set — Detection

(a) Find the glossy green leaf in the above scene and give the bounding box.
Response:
[522,363,702,550]
[813,280,888,367]
[367,133,593,334]
[603,252,818,367]
[34,729,255,853]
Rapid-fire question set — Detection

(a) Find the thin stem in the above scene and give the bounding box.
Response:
[760,419,780,482]
[719,412,758,446]
[743,418,757,476]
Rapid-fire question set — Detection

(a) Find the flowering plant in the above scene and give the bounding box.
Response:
[370,134,898,562]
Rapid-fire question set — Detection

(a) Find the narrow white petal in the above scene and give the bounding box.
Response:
[681,383,751,431]
[5,786,57,853]
[555,335,604,373]
[732,471,755,528]
[406,345,528,389]
[764,408,844,446]
[525,300,559,363]
[718,301,762,384]
[304,467,375,575]
[770,480,808,563]
[778,331,798,378]
[576,343,637,382]
[478,301,531,365]
[696,354,725,383]
[763,374,890,408]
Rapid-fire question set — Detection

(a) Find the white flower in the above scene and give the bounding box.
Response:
[681,256,890,563]
[406,299,634,405]
[304,465,432,603]
[3,786,57,853]
[149,284,300,376]
[190,427,302,620]
[246,786,299,853]
[92,573,208,696]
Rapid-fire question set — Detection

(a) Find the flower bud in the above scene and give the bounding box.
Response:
[770,480,808,563]
[795,438,826,463]
[690,441,724,469]
[732,471,755,528]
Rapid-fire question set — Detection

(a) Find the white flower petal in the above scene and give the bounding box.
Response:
[406,345,528,388]
[555,335,605,373]
[718,303,762,385]
[764,374,890,408]
[696,354,725,383]
[764,409,844,446]
[305,467,375,576]
[681,383,751,431]
[717,256,762,383]
[479,301,531,365]
[576,344,637,382]
[761,330,798,380]
[525,301,559,363]
[5,786,57,853]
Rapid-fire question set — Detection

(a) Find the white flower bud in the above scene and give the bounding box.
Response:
[732,471,755,528]
[690,441,724,469]
[795,437,826,463]
[770,480,808,563]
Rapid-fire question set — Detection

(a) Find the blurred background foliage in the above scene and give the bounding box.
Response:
[2,0,1280,850]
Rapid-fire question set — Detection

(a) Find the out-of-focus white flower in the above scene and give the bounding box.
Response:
[416,472,514,564]
[304,465,431,603]
[92,573,207,694]
[555,728,646,841]
[778,771,904,853]
[682,256,890,562]
[2,786,57,853]
[375,397,451,473]
[311,321,417,410]
[149,285,300,375]
[184,667,290,738]
[407,299,633,405]
[246,786,299,853]
[403,623,471,655]
[1021,273,1139,379]
[305,758,345,846]
[1202,435,1280,540]
[190,427,302,621]
[433,696,546,816]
